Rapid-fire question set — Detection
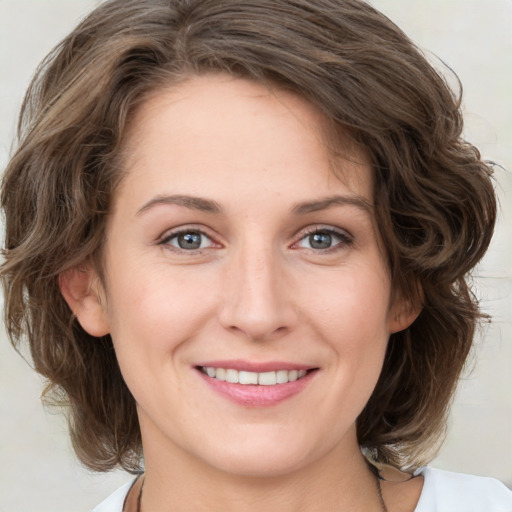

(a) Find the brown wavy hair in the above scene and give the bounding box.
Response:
[1,0,496,473]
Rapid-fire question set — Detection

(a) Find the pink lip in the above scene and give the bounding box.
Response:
[195,359,313,372]
[195,363,318,407]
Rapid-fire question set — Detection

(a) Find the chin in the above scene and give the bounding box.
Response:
[196,433,326,479]
[213,454,311,479]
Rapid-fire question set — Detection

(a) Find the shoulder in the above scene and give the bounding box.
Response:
[415,467,512,512]
[91,480,134,512]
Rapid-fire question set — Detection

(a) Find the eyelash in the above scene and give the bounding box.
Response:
[158,226,353,254]
[294,227,353,253]
[159,227,217,253]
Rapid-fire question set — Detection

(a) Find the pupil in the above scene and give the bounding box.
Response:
[310,232,332,249]
[178,232,201,249]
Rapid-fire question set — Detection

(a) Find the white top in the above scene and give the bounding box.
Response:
[92,467,512,512]
[414,467,512,512]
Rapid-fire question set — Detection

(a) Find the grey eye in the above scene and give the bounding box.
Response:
[166,231,212,250]
[297,229,351,251]
[177,232,202,249]
[308,232,333,249]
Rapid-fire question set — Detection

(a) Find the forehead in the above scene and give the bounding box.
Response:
[118,74,373,209]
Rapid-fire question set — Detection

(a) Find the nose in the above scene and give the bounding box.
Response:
[218,244,298,341]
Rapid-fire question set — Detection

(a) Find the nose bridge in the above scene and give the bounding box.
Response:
[219,234,296,340]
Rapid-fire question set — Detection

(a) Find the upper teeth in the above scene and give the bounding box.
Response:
[202,367,308,385]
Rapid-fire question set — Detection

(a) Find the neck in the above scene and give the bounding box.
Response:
[139,425,384,512]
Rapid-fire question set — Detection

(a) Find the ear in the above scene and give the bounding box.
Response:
[387,286,423,334]
[59,265,110,337]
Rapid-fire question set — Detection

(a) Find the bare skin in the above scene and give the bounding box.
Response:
[123,467,424,512]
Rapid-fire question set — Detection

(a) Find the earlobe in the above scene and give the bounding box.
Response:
[388,303,421,334]
[59,266,110,337]
[388,287,423,334]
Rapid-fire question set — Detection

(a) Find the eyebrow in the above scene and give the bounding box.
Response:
[291,195,374,215]
[136,193,373,216]
[136,194,223,215]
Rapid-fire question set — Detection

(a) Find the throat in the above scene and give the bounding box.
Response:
[131,460,395,512]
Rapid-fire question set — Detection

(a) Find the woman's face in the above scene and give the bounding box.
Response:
[86,75,412,477]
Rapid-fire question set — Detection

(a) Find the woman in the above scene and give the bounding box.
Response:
[2,0,511,510]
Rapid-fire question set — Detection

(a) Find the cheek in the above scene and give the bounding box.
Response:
[302,264,392,338]
[300,263,392,395]
[104,261,220,358]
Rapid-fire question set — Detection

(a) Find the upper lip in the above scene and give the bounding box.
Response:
[195,360,316,373]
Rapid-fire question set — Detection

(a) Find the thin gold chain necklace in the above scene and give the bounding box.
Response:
[136,479,143,512]
[376,475,389,512]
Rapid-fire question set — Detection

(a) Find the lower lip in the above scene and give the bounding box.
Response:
[197,369,318,407]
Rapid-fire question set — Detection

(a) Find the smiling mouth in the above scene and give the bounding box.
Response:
[198,366,312,385]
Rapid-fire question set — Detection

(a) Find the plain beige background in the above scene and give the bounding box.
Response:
[0,1,511,511]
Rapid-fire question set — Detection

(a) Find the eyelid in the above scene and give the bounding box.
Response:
[158,225,221,251]
[292,225,354,251]
[156,224,353,253]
